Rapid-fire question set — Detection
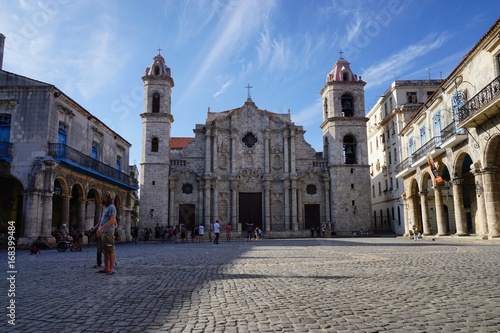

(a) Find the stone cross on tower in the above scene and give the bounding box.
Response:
[338,49,344,59]
[157,47,162,55]
[245,84,253,99]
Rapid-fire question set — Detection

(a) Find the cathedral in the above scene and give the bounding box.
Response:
[139,53,372,237]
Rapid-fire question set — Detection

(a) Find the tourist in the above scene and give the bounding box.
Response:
[213,220,220,244]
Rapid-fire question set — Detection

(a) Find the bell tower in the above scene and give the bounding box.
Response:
[139,51,174,229]
[320,53,372,235]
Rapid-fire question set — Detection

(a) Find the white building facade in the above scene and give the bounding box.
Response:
[396,18,500,239]
[367,80,442,235]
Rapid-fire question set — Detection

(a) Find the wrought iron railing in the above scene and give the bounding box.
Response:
[395,156,413,174]
[412,136,441,162]
[441,121,466,143]
[457,75,500,123]
[48,143,138,188]
[0,141,13,159]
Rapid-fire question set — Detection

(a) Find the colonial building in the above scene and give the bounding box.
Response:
[0,34,138,245]
[396,18,500,239]
[139,53,372,237]
[367,79,442,235]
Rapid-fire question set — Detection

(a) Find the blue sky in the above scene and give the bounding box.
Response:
[1,0,499,167]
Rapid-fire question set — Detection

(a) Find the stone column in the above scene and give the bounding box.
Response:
[264,181,271,232]
[291,180,298,231]
[434,186,447,236]
[213,189,219,224]
[452,183,468,236]
[324,178,331,228]
[483,167,500,237]
[23,191,41,237]
[264,130,270,174]
[213,133,218,176]
[61,195,70,227]
[169,186,175,227]
[231,182,238,232]
[205,131,212,173]
[402,197,410,237]
[283,132,289,174]
[290,127,296,175]
[471,169,488,238]
[284,179,290,230]
[197,184,204,228]
[78,199,86,231]
[420,191,432,235]
[41,192,53,236]
[297,182,303,230]
[204,183,211,225]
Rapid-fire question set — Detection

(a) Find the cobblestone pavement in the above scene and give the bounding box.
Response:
[2,236,500,333]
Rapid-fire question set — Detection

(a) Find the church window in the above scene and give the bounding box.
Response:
[154,66,160,75]
[341,94,354,117]
[323,98,328,118]
[242,132,257,148]
[342,72,350,81]
[343,135,356,164]
[182,183,193,194]
[152,92,160,113]
[151,137,159,152]
[306,184,317,195]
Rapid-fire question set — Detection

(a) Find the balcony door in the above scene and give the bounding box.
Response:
[0,114,11,142]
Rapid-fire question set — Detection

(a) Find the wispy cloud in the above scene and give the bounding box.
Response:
[256,29,290,71]
[213,79,234,98]
[361,32,450,88]
[178,0,276,104]
[292,97,322,127]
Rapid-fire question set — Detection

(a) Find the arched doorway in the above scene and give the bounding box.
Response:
[0,175,23,244]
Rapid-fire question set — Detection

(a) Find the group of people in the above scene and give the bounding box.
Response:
[245,221,262,241]
[130,221,260,244]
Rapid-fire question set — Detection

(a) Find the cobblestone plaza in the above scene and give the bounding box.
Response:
[2,237,500,332]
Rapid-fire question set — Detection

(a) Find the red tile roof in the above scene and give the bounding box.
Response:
[171,137,194,149]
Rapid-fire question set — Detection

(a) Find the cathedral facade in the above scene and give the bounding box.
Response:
[139,54,372,237]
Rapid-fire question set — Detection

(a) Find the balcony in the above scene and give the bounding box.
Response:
[411,136,444,167]
[48,143,138,190]
[440,121,467,149]
[457,75,500,128]
[395,156,414,178]
[0,141,13,162]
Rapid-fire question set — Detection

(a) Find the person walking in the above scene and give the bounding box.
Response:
[198,224,204,242]
[96,193,117,275]
[246,221,254,242]
[226,222,232,242]
[213,220,220,244]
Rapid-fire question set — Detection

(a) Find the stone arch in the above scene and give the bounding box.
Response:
[0,174,24,242]
[69,183,86,232]
[484,133,500,168]
[343,134,357,164]
[453,152,476,234]
[86,188,101,231]
[409,177,421,232]
[341,93,354,117]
